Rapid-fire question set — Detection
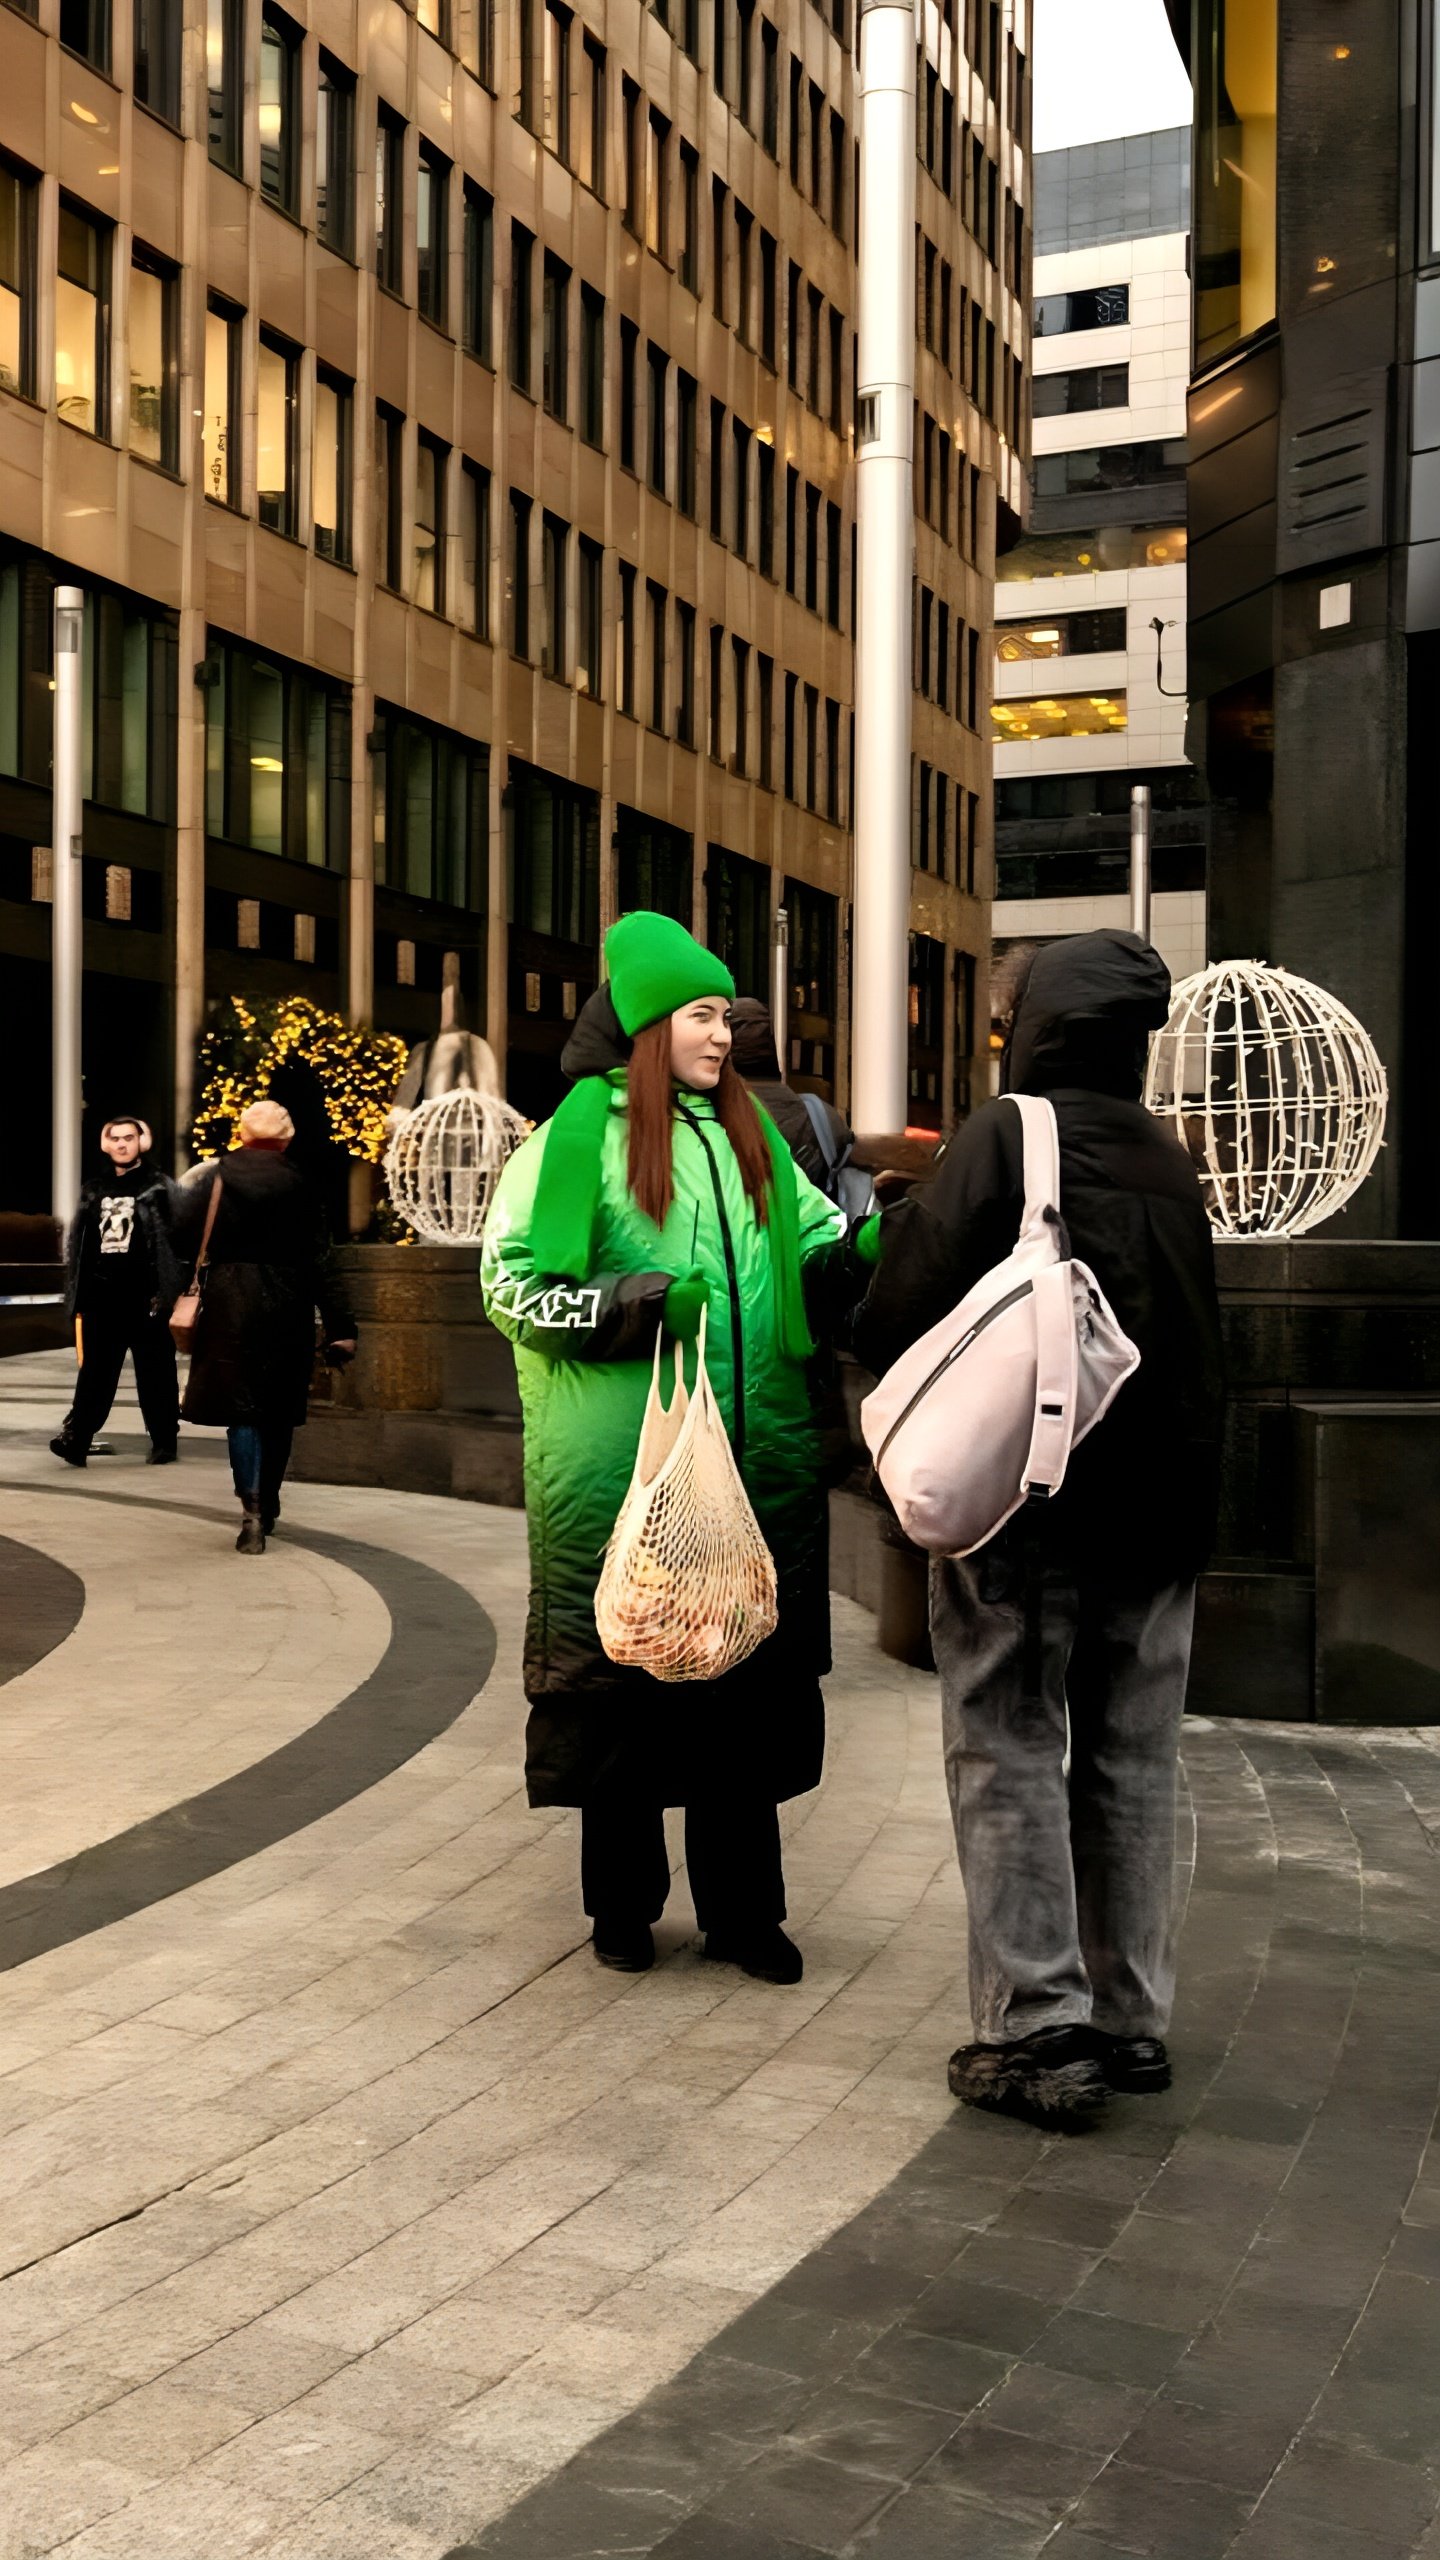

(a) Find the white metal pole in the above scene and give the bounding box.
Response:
[1129,782,1152,943]
[771,903,789,1077]
[52,587,85,1222]
[851,0,917,1137]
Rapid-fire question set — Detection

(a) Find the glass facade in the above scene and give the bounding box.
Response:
[1194,0,1278,369]
[0,550,177,819]
[992,691,1128,742]
[997,525,1188,582]
[205,634,349,867]
[373,705,487,909]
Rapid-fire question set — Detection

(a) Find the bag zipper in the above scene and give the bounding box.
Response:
[874,1278,1034,1470]
[677,1103,746,1469]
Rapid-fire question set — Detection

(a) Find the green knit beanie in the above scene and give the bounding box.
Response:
[605,912,735,1037]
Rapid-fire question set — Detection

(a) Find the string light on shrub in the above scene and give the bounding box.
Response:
[192,996,408,1163]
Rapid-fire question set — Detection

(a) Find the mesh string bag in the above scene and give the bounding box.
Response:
[594,1305,778,1683]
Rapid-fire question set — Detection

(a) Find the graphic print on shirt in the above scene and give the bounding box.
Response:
[98,1195,137,1255]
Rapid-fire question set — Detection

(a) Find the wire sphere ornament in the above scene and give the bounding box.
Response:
[384,1088,530,1244]
[1144,960,1388,1238]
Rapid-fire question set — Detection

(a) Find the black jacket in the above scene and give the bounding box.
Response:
[175,1150,355,1427]
[853,932,1225,1578]
[728,997,852,1186]
[65,1163,181,1322]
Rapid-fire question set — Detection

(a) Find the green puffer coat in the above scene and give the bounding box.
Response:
[481,1065,846,1810]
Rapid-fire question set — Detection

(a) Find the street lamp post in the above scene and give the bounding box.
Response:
[851,0,916,1137]
[52,587,85,1222]
[771,903,789,1080]
[1129,782,1153,943]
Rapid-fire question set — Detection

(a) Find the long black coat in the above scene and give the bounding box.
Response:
[177,1150,354,1428]
[854,933,1225,1580]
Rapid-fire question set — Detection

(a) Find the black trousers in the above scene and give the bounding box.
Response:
[71,1309,179,1451]
[581,1785,786,1934]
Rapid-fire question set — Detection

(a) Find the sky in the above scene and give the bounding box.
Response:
[1031,0,1192,154]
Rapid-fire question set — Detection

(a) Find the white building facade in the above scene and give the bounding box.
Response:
[992,127,1206,991]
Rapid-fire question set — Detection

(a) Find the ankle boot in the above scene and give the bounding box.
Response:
[235,1506,267,1556]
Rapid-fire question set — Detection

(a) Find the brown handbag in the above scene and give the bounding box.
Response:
[169,1170,223,1351]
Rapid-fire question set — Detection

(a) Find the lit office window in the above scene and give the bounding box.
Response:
[259,9,300,212]
[577,535,602,696]
[1194,0,1276,368]
[257,331,298,534]
[313,366,352,563]
[205,635,349,866]
[203,299,239,504]
[991,691,1129,742]
[55,200,109,438]
[415,432,448,611]
[417,146,450,327]
[128,247,177,470]
[0,156,37,399]
[372,704,487,907]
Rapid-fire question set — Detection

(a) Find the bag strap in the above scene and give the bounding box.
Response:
[1006,1093,1061,1248]
[194,1166,223,1275]
[800,1090,838,1172]
[1020,1257,1080,1500]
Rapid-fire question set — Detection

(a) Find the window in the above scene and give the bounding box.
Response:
[825,501,841,628]
[736,0,754,126]
[783,669,796,797]
[518,0,539,130]
[509,222,534,392]
[622,78,641,234]
[711,177,728,323]
[731,635,749,772]
[255,332,298,534]
[757,653,773,787]
[708,622,723,759]
[804,482,819,611]
[507,759,598,953]
[259,10,300,213]
[56,201,110,440]
[732,419,750,558]
[759,231,777,367]
[761,20,779,155]
[617,560,636,712]
[679,144,700,291]
[829,110,845,234]
[208,0,242,170]
[543,253,569,418]
[1033,362,1127,418]
[415,433,447,610]
[509,489,531,655]
[995,607,1127,661]
[462,0,495,85]
[808,80,823,204]
[463,184,493,362]
[784,462,797,593]
[996,524,1188,582]
[788,55,802,185]
[675,600,695,743]
[313,366,352,563]
[542,512,567,676]
[733,206,753,345]
[317,57,356,256]
[712,0,726,95]
[1194,0,1276,369]
[647,343,668,494]
[824,697,840,821]
[417,0,449,45]
[128,248,177,471]
[0,158,36,399]
[828,308,842,432]
[203,299,240,504]
[580,285,605,446]
[757,441,774,579]
[373,705,487,909]
[376,108,405,294]
[417,147,450,328]
[647,579,666,728]
[676,369,697,515]
[709,397,725,540]
[375,401,403,587]
[60,0,108,70]
[787,260,800,392]
[619,317,638,469]
[1031,439,1186,499]
[459,461,491,636]
[803,682,817,810]
[543,0,571,159]
[578,535,603,695]
[581,36,606,195]
[206,638,349,869]
[646,109,670,260]
[133,0,180,124]
[991,691,1128,743]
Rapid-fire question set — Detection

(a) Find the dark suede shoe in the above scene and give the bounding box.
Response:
[1090,2032,1172,2094]
[146,1445,178,1466]
[591,1921,655,1973]
[49,1434,86,1467]
[948,2026,1109,2133]
[235,1509,267,1556]
[702,1926,804,1985]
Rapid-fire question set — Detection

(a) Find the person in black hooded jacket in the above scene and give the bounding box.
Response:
[854,930,1223,2133]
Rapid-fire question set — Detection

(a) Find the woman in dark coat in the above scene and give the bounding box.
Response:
[177,1099,356,1554]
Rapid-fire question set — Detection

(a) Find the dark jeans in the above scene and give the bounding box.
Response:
[227,1421,295,1516]
[71,1309,178,1451]
[581,1785,786,1935]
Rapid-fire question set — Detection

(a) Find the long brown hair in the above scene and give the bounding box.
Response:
[626,1019,775,1231]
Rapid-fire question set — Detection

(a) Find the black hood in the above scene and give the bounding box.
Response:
[728,997,781,1081]
[560,983,631,1081]
[1006,931,1171,1102]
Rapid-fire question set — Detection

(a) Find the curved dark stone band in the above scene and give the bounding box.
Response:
[0,1536,86,1687]
[0,1482,497,1975]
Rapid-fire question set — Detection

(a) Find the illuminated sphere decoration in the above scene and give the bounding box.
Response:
[1144,960,1388,1239]
[384,1088,529,1244]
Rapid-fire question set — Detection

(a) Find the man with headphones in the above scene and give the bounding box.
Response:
[52,1116,183,1468]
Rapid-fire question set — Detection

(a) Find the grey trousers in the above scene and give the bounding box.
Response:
[931,1532,1196,2046]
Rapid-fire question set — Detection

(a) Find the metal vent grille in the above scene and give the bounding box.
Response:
[1277,369,1389,573]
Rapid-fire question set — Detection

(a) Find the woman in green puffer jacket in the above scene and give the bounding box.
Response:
[481,912,849,1987]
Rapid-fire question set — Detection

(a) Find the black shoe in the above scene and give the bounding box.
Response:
[702,1926,804,1985]
[591,1921,655,1973]
[235,1509,267,1556]
[1090,2032,1172,2094]
[261,1496,281,1534]
[49,1434,87,1468]
[948,2026,1109,2133]
[147,1444,178,1466]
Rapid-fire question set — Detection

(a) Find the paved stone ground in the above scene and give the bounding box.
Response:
[3,1350,1440,2558]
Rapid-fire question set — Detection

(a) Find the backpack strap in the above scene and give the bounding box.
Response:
[799,1089,839,1172]
[1006,1093,1062,1251]
[1020,1258,1080,1500]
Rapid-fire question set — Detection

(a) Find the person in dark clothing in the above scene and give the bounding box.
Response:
[52,1117,182,1467]
[175,1100,357,1554]
[854,931,1224,2133]
[728,997,852,1187]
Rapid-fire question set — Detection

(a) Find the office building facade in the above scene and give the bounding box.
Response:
[0,0,1028,1208]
